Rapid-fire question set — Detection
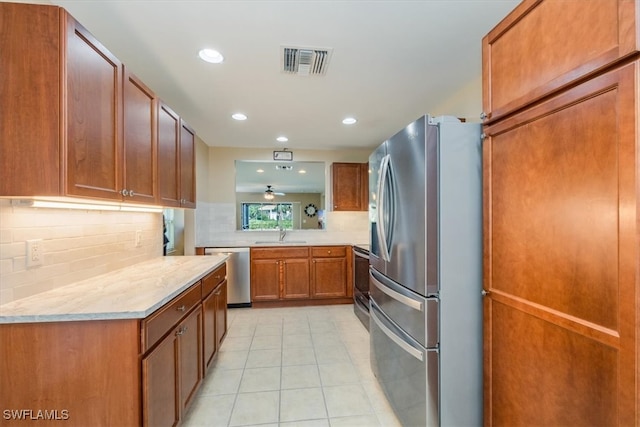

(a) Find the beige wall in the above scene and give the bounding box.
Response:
[432,75,482,122]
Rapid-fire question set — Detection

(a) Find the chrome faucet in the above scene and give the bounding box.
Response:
[279,226,287,242]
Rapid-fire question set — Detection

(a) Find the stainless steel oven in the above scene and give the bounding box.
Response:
[352,244,370,330]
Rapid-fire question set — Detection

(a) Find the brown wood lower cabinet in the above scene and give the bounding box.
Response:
[143,313,205,427]
[202,264,228,371]
[311,246,350,298]
[250,245,352,306]
[0,263,227,427]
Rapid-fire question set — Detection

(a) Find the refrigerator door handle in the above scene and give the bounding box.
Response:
[371,302,425,362]
[370,269,423,312]
[377,154,393,261]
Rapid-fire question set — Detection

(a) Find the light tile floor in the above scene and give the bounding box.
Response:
[182,304,402,427]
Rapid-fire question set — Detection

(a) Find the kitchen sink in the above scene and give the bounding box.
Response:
[254,240,307,244]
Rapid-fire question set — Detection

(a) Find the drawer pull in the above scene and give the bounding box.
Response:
[175,326,188,336]
[176,305,186,312]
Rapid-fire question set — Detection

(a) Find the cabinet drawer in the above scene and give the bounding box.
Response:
[201,263,226,297]
[311,246,346,258]
[251,247,309,259]
[142,283,202,352]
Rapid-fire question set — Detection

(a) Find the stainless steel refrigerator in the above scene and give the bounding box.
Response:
[369,115,482,426]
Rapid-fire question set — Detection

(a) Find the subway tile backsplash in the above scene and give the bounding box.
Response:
[0,200,162,305]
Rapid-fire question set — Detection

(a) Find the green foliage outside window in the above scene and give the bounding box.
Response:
[241,203,293,230]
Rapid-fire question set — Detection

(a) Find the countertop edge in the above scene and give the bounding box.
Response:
[0,256,227,324]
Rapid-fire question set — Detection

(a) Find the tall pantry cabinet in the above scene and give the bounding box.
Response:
[481,1,639,425]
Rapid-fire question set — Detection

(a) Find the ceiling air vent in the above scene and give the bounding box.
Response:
[281,46,333,76]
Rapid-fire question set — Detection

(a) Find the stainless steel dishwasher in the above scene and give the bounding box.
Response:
[204,247,251,307]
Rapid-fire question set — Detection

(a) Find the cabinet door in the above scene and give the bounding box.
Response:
[64,15,123,201]
[142,329,179,427]
[215,281,228,349]
[360,162,369,210]
[332,163,363,211]
[179,120,196,208]
[482,0,639,122]
[202,290,217,371]
[311,257,347,298]
[251,259,281,301]
[282,258,310,299]
[158,102,181,207]
[483,63,638,426]
[0,3,61,197]
[123,68,157,204]
[178,306,203,415]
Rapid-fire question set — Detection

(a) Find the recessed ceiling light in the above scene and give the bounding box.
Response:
[256,169,264,173]
[276,136,288,142]
[299,169,307,174]
[342,117,357,125]
[232,113,247,121]
[198,48,224,64]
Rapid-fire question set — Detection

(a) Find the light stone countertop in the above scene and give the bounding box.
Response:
[0,255,227,324]
[197,241,367,249]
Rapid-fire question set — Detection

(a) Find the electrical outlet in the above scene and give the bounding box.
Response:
[135,230,142,247]
[26,239,43,268]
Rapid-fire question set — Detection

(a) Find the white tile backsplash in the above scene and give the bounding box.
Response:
[0,200,162,305]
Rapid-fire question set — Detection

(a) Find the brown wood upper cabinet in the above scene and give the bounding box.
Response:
[0,2,195,208]
[179,121,197,208]
[123,68,158,204]
[331,162,368,211]
[482,0,639,123]
[64,16,124,201]
[158,101,196,208]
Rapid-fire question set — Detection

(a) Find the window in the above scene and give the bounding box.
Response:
[241,203,293,230]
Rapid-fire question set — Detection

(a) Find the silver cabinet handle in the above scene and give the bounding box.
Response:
[176,305,186,312]
[481,289,490,297]
[175,326,188,336]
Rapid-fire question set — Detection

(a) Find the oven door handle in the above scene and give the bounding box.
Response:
[353,248,369,260]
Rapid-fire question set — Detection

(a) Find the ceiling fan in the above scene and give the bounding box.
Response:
[264,185,285,200]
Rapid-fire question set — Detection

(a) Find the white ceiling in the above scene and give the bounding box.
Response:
[51,0,517,151]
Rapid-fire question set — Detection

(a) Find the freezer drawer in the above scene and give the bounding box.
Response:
[370,300,438,427]
[370,267,438,348]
